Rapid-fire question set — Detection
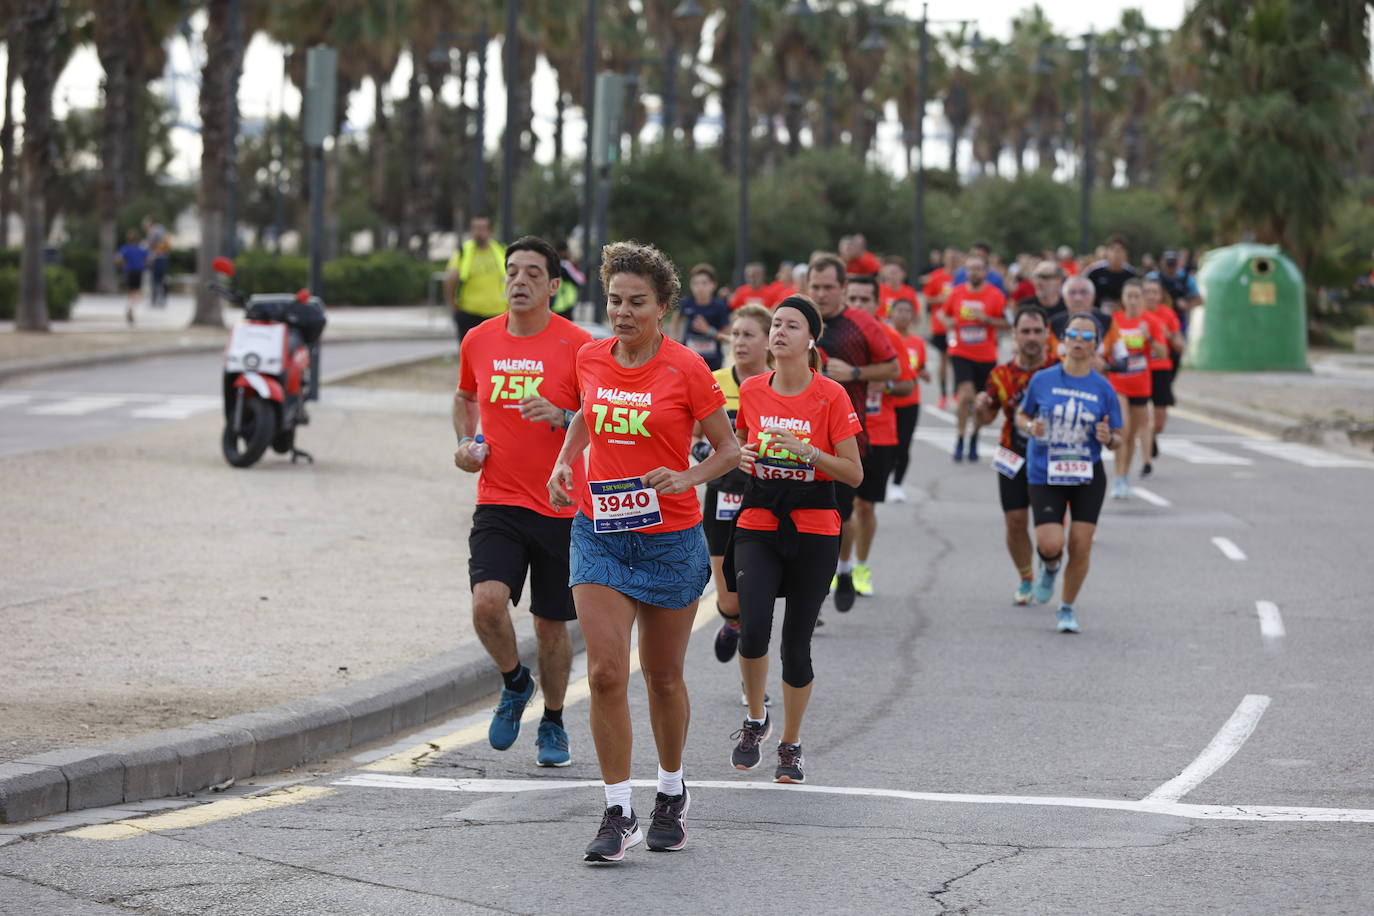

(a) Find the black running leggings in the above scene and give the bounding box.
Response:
[892,404,921,486]
[733,528,839,688]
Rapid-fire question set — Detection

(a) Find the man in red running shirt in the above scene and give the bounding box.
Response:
[924,247,961,409]
[879,256,920,322]
[944,254,1008,463]
[730,262,771,310]
[454,236,594,768]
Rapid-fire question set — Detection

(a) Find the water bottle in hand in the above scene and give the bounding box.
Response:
[471,434,489,464]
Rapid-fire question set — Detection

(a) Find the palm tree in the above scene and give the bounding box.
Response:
[15,0,60,331]
[1,15,19,250]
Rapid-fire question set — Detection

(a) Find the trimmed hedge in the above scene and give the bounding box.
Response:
[228,250,435,305]
[0,265,81,321]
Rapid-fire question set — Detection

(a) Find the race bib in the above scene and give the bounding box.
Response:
[755,458,817,482]
[1047,449,1093,486]
[715,490,742,521]
[959,325,988,345]
[1127,354,1148,373]
[865,389,883,415]
[993,446,1026,480]
[589,477,662,532]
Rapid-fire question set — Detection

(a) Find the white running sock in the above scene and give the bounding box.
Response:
[657,766,683,797]
[745,715,766,726]
[836,561,853,575]
[603,779,632,817]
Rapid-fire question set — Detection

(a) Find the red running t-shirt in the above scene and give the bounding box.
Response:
[864,324,915,446]
[458,313,594,517]
[729,285,771,310]
[575,336,725,533]
[944,284,1007,363]
[1103,312,1166,398]
[736,371,863,536]
[892,333,927,408]
[1148,305,1181,371]
[922,268,953,334]
[878,283,920,321]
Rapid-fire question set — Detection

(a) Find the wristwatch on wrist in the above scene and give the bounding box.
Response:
[851,366,862,381]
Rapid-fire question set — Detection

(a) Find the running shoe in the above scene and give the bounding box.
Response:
[489,677,536,751]
[731,713,772,770]
[967,436,979,463]
[1013,580,1034,606]
[1032,564,1059,605]
[584,806,642,863]
[887,482,907,503]
[834,572,856,612]
[1140,462,1153,479]
[714,619,741,662]
[951,437,965,462]
[1152,439,1159,459]
[852,563,874,596]
[938,394,948,410]
[645,786,690,852]
[739,683,772,707]
[1112,477,1132,500]
[535,720,571,767]
[774,742,805,784]
[1056,606,1081,634]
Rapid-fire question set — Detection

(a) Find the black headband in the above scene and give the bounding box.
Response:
[774,295,823,341]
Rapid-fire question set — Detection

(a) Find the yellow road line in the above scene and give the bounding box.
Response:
[363,589,721,773]
[63,785,335,841]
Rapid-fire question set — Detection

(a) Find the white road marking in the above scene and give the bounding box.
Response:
[1239,441,1374,469]
[1132,486,1172,507]
[923,404,957,425]
[1256,601,1286,641]
[1159,438,1255,466]
[0,393,34,409]
[128,397,220,420]
[1211,537,1247,561]
[27,396,129,416]
[1145,694,1271,804]
[330,770,1374,824]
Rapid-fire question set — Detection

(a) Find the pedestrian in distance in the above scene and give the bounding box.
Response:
[885,297,930,503]
[924,247,961,410]
[1017,313,1124,634]
[116,228,147,326]
[444,216,508,346]
[1102,279,1169,497]
[729,295,864,784]
[671,263,731,370]
[547,240,740,864]
[698,305,774,671]
[974,304,1057,606]
[1143,276,1186,470]
[143,215,171,308]
[453,236,594,770]
[945,254,1009,464]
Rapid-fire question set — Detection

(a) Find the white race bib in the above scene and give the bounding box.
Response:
[1127,353,1148,373]
[589,477,663,532]
[755,458,817,482]
[715,490,743,521]
[993,446,1026,480]
[959,325,988,345]
[865,389,883,415]
[1047,449,1093,486]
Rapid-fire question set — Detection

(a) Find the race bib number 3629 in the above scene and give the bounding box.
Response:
[589,478,663,532]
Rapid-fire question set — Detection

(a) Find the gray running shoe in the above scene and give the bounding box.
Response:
[584,806,642,863]
[731,713,772,770]
[645,786,690,851]
[774,742,805,784]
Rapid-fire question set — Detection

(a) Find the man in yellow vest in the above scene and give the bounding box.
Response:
[444,216,508,345]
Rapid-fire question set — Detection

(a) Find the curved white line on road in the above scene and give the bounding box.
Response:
[1145,694,1271,804]
[1256,601,1286,640]
[329,772,1374,824]
[1210,536,1247,561]
[1132,486,1172,507]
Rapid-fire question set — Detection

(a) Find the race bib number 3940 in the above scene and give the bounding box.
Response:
[589,478,663,532]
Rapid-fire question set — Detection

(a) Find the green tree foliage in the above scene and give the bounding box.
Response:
[606,145,731,279]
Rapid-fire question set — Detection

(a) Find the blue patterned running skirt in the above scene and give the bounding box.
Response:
[569,512,711,610]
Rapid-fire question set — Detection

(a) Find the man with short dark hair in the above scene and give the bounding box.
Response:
[944,254,1008,463]
[807,254,899,611]
[953,242,1006,294]
[729,262,770,309]
[452,235,594,769]
[1019,259,1067,327]
[1086,234,1137,309]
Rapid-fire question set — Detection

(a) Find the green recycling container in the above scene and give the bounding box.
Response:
[1186,244,1308,371]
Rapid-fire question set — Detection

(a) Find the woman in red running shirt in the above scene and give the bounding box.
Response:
[548,241,739,862]
[727,295,863,785]
[1101,279,1168,499]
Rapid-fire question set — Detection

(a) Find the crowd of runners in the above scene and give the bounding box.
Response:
[447,228,1198,862]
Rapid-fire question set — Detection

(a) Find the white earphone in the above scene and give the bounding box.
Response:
[807,340,816,350]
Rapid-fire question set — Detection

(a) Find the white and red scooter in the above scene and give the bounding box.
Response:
[210,256,326,468]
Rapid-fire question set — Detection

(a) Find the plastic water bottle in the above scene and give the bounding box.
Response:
[471,434,489,464]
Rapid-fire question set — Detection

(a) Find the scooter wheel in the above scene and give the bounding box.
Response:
[222,396,276,467]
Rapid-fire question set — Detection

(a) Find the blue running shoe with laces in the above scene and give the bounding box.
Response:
[535,720,571,767]
[1013,580,1034,606]
[1056,605,1081,634]
[1032,563,1059,605]
[489,677,536,751]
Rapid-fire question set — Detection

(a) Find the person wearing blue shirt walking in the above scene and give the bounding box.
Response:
[1016,313,1123,634]
[116,228,148,326]
[952,241,1007,294]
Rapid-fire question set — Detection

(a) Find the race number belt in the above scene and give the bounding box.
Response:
[715,490,743,521]
[1047,448,1093,486]
[993,446,1026,480]
[589,477,663,532]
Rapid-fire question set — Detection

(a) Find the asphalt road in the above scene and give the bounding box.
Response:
[0,339,453,457]
[3,400,1373,914]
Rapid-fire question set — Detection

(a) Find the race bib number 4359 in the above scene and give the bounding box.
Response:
[589,477,663,532]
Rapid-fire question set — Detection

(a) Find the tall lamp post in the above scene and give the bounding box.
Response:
[734,0,753,286]
[581,0,598,300]
[663,0,704,143]
[500,0,519,242]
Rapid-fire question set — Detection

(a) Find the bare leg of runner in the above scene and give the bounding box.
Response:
[637,600,698,775]
[1061,523,1097,605]
[575,584,638,782]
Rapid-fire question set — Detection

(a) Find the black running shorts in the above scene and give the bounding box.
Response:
[998,462,1031,513]
[856,444,897,503]
[951,356,995,391]
[468,505,576,621]
[1028,461,1108,528]
[1151,369,1175,407]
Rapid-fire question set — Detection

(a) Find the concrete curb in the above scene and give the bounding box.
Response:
[0,626,585,823]
[1175,391,1317,441]
[0,330,451,382]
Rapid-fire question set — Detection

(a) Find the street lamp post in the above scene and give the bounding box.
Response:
[500,0,519,242]
[1079,30,1094,257]
[581,0,597,302]
[734,0,753,287]
[663,0,705,144]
